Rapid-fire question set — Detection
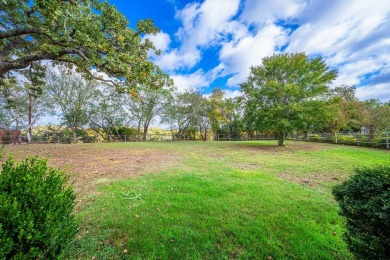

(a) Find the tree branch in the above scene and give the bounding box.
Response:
[0,28,42,40]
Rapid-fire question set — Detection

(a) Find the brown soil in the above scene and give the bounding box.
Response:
[277,172,348,187]
[2,143,178,202]
[235,142,327,153]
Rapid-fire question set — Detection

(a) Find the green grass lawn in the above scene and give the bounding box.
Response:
[57,141,389,259]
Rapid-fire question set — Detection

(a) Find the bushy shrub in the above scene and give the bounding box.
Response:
[309,134,322,142]
[336,135,356,145]
[0,157,78,259]
[357,136,373,147]
[332,165,390,259]
[116,126,138,136]
[372,137,388,149]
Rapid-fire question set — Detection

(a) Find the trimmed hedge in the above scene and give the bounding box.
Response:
[333,165,390,259]
[0,157,78,259]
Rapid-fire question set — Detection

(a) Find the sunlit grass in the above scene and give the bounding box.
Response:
[56,141,389,259]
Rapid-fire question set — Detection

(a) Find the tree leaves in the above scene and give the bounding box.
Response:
[241,53,337,145]
[0,0,163,92]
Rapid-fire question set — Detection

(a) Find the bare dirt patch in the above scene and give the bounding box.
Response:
[277,171,349,187]
[235,141,328,153]
[230,162,261,170]
[2,143,179,201]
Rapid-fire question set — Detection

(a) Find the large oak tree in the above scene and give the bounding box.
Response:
[0,0,160,90]
[241,53,337,146]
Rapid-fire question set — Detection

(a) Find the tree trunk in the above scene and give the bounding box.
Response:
[137,120,142,141]
[106,118,122,141]
[278,132,285,146]
[72,126,77,143]
[304,130,309,140]
[27,93,32,142]
[142,125,148,141]
[113,126,122,141]
[368,125,375,139]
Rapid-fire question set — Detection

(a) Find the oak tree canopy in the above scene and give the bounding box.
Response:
[0,0,161,90]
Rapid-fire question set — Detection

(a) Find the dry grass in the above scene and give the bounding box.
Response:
[2,143,178,201]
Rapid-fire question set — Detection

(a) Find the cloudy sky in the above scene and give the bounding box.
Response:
[110,0,390,101]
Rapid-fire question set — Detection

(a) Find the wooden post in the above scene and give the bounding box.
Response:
[386,132,389,150]
[335,133,338,144]
[356,133,360,146]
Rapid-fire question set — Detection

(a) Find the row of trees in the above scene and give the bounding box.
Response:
[0,0,171,143]
[0,65,171,143]
[1,1,388,146]
[0,65,239,143]
[241,53,390,145]
[1,59,389,145]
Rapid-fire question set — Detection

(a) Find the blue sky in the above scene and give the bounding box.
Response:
[110,0,390,101]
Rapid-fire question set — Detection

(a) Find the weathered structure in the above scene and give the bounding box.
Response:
[0,130,21,143]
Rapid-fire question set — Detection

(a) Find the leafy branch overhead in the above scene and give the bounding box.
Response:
[0,0,162,90]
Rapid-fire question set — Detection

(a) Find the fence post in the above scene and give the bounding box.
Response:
[386,132,389,150]
[335,133,338,144]
[356,133,360,146]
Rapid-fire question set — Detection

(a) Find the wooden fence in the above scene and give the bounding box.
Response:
[286,132,389,149]
[214,132,389,150]
[2,131,389,150]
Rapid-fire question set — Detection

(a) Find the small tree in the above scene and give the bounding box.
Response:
[333,165,390,259]
[87,88,128,141]
[127,73,172,141]
[241,53,337,146]
[223,97,243,139]
[162,89,209,140]
[46,66,99,143]
[0,157,78,258]
[326,85,364,134]
[207,88,227,136]
[361,99,390,137]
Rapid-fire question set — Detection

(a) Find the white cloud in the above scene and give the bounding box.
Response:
[171,69,209,92]
[219,23,288,86]
[153,49,201,71]
[241,0,306,25]
[153,0,242,72]
[332,59,383,87]
[357,84,390,101]
[285,0,390,97]
[175,0,241,47]
[154,0,390,100]
[145,32,171,53]
[224,89,242,99]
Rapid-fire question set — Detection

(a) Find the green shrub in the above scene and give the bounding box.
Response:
[336,135,356,145]
[0,157,78,259]
[309,134,322,142]
[372,137,388,149]
[332,165,390,259]
[357,136,373,147]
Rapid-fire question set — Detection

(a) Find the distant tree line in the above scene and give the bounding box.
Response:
[1,56,389,145]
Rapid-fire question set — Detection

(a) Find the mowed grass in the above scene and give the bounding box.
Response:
[8,141,389,259]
